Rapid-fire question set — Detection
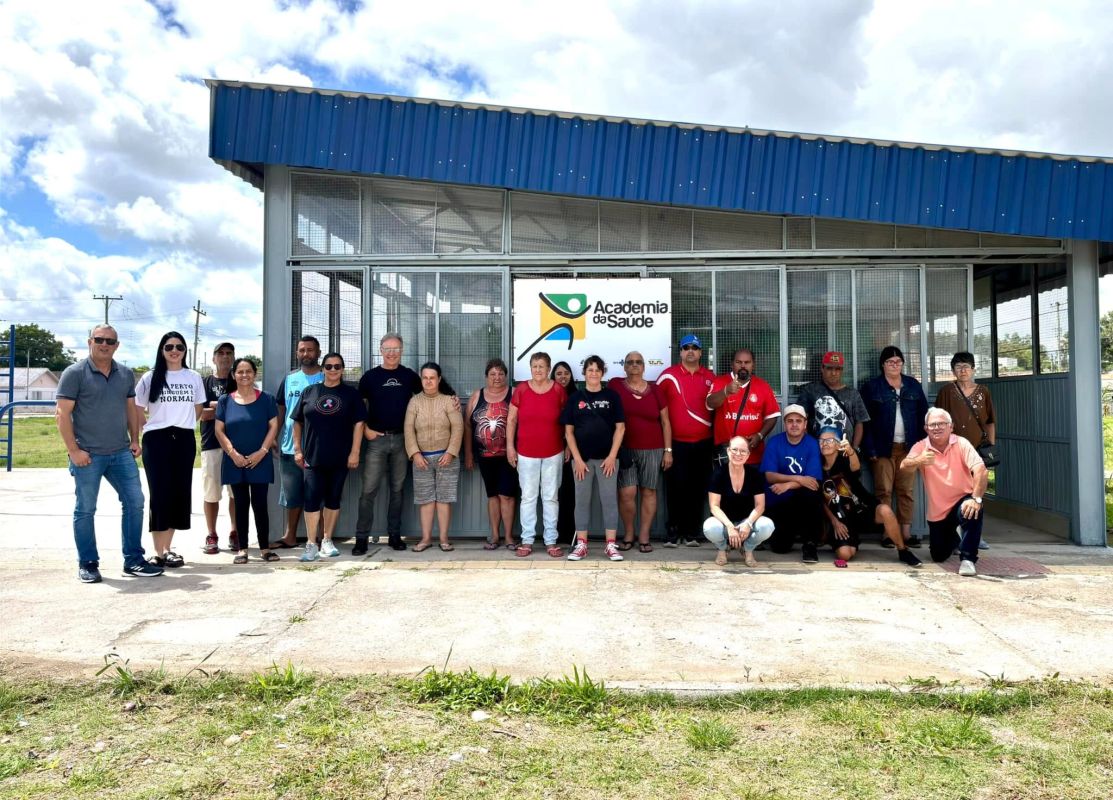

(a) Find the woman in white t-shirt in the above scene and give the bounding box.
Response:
[134,331,206,568]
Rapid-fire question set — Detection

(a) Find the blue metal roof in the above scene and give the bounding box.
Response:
[208,80,1113,241]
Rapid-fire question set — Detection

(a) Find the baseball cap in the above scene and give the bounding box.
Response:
[783,404,807,420]
[213,342,235,353]
[821,351,844,367]
[679,334,702,348]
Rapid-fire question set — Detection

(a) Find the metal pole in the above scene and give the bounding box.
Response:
[192,299,207,366]
[93,294,122,324]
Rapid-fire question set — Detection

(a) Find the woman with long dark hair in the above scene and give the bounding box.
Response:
[215,357,280,563]
[550,361,576,544]
[404,362,463,552]
[134,331,206,567]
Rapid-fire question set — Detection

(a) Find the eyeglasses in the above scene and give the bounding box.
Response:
[91,337,118,345]
[625,359,644,365]
[727,448,747,455]
[381,347,402,354]
[323,364,344,371]
[163,344,186,352]
[953,364,974,371]
[926,422,949,429]
[883,359,903,367]
[681,345,700,351]
[818,438,838,445]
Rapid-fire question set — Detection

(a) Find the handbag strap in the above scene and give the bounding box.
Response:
[953,383,990,444]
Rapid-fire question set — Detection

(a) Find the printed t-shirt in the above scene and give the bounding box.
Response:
[905,434,984,521]
[276,370,325,454]
[759,432,822,507]
[135,369,206,433]
[707,373,781,460]
[655,364,714,443]
[707,464,764,522]
[358,365,421,432]
[561,387,626,461]
[820,452,878,525]
[200,373,233,451]
[796,382,870,439]
[510,382,567,459]
[607,377,664,449]
[290,382,364,468]
[471,391,510,457]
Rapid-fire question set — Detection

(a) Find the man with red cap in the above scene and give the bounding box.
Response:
[796,351,870,450]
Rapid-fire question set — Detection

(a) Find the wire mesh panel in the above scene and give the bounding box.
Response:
[1037,264,1069,373]
[510,193,599,253]
[653,270,713,369]
[291,173,360,256]
[289,270,364,380]
[435,187,504,254]
[972,274,993,379]
[815,219,895,249]
[599,203,692,252]
[925,268,970,392]
[368,271,438,371]
[693,211,783,251]
[785,218,812,249]
[362,179,437,255]
[437,272,505,399]
[854,269,922,386]
[786,270,852,395]
[713,270,782,393]
[994,265,1034,376]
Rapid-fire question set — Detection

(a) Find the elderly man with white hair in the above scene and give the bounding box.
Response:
[900,407,988,576]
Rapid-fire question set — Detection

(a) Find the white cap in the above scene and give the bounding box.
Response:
[782,404,807,420]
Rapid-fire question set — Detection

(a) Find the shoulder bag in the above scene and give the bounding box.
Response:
[954,384,1000,468]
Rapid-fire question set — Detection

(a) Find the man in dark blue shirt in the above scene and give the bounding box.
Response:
[759,404,825,562]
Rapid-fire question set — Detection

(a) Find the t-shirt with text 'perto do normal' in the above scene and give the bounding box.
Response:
[134,369,206,433]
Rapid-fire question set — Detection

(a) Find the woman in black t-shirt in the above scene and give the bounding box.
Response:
[291,352,365,561]
[702,435,775,566]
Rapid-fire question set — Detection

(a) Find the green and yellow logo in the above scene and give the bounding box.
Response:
[517,292,589,360]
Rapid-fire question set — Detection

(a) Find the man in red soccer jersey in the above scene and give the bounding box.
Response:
[706,348,780,467]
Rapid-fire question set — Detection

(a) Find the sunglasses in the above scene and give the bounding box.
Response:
[626,359,644,365]
[681,345,700,351]
[323,363,344,371]
[92,336,118,345]
[163,343,186,352]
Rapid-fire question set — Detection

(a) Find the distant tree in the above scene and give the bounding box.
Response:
[133,365,151,377]
[1101,311,1113,371]
[3,324,77,371]
[242,354,262,372]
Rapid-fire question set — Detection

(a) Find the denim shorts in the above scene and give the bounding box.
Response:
[278,453,307,509]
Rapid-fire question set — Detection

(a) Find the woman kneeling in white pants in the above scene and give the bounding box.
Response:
[703,435,775,566]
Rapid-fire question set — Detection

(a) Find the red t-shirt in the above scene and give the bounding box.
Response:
[607,377,665,450]
[707,374,781,462]
[656,364,714,443]
[510,382,567,458]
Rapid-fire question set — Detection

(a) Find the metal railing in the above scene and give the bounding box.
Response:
[0,400,57,472]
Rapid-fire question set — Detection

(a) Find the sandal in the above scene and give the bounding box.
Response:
[272,540,296,549]
[546,545,564,558]
[744,552,758,567]
[505,542,518,550]
[516,544,533,558]
[714,551,728,566]
[483,540,499,551]
[439,543,455,552]
[233,553,248,565]
[638,542,654,553]
[618,539,635,551]
[412,542,432,553]
[834,558,849,568]
[262,551,280,562]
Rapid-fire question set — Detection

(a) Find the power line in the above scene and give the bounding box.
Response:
[92,294,123,324]
[191,299,207,361]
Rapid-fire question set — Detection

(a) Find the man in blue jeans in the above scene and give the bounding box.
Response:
[55,324,163,582]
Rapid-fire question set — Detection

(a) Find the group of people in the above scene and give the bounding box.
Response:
[57,323,997,583]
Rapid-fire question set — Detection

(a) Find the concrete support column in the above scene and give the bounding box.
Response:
[263,165,292,541]
[1066,240,1107,545]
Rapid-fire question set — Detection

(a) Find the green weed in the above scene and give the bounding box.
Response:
[249,663,313,700]
[686,718,737,751]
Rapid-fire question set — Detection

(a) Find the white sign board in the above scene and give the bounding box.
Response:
[512,278,673,380]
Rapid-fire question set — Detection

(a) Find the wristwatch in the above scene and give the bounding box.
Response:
[664,447,673,453]
[971,497,983,505]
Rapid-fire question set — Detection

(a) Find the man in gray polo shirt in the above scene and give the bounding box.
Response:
[56,324,163,582]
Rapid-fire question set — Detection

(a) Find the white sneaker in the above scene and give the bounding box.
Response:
[604,542,624,562]
[567,540,588,561]
[320,539,340,558]
[958,559,977,577]
[300,542,320,562]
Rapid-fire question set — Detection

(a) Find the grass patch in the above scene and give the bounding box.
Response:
[1,668,1111,799]
[5,416,202,468]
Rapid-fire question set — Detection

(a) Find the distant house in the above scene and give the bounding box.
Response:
[0,368,60,409]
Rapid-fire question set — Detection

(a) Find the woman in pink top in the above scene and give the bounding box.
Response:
[507,352,568,558]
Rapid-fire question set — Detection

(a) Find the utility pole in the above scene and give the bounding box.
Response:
[191,299,207,363]
[92,294,123,324]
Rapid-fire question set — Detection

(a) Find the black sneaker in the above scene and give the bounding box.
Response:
[352,537,369,556]
[898,548,923,568]
[123,560,164,578]
[802,543,819,563]
[78,561,102,583]
[388,536,407,552]
[907,535,923,548]
[879,537,896,548]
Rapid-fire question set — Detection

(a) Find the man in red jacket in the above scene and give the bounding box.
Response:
[656,334,715,547]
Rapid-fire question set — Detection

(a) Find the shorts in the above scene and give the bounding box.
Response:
[201,449,233,503]
[278,453,308,509]
[304,464,349,512]
[831,506,881,549]
[477,455,519,498]
[617,448,664,491]
[412,453,460,504]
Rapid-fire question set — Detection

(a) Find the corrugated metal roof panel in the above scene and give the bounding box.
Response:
[208,80,1113,241]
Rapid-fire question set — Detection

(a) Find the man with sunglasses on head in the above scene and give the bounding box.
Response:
[56,325,163,582]
[273,336,325,548]
[706,348,780,467]
[199,342,237,554]
[656,333,715,547]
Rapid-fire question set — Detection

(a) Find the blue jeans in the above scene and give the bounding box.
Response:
[356,432,410,537]
[703,516,775,552]
[69,448,146,567]
[518,453,563,546]
[928,495,984,563]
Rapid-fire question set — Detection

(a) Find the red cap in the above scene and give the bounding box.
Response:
[822,351,845,367]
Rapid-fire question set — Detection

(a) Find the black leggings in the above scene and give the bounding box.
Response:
[230,483,269,550]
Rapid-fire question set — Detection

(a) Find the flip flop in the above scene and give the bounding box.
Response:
[505,542,518,550]
[834,558,849,568]
[546,546,564,558]
[714,551,728,566]
[516,544,533,558]
[744,553,758,567]
[272,540,296,549]
[483,541,499,551]
[618,540,635,551]
[233,554,248,565]
[412,542,432,553]
[638,543,654,553]
[439,543,455,552]
[262,551,280,562]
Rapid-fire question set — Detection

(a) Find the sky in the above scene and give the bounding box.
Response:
[2,0,1112,368]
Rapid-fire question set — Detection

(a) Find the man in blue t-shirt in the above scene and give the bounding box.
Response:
[759,404,825,562]
[353,332,422,554]
[273,335,324,547]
